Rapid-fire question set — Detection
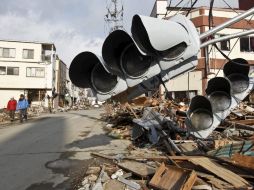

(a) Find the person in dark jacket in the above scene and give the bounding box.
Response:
[7,97,17,121]
[16,94,29,123]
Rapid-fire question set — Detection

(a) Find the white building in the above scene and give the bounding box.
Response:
[0,40,56,108]
[150,0,254,100]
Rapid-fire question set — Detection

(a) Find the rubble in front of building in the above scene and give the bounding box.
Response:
[77,96,254,190]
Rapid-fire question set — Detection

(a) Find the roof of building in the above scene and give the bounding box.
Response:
[168,0,239,9]
[0,39,56,51]
[166,5,246,12]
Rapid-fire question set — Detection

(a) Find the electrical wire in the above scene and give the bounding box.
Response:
[214,38,239,77]
[173,0,192,17]
[163,0,185,18]
[168,0,172,8]
[208,0,253,68]
[221,0,239,15]
[186,0,198,17]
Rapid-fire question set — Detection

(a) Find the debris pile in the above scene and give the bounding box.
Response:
[76,97,254,189]
[76,142,254,190]
[0,109,9,123]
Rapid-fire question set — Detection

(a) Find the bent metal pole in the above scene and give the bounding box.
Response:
[200,29,254,48]
[200,7,254,40]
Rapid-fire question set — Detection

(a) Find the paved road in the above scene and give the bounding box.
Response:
[0,109,130,190]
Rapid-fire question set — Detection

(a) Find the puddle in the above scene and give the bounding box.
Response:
[45,158,92,177]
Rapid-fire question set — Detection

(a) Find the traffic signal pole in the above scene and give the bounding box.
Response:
[200,29,254,48]
[200,7,254,40]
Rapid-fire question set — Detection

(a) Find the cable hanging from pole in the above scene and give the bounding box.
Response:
[208,0,253,68]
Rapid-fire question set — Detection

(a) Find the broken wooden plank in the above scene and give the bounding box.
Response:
[117,160,156,178]
[117,176,141,190]
[224,121,254,131]
[189,157,251,189]
[149,163,197,190]
[230,119,254,125]
[126,155,203,161]
[232,153,254,170]
[91,152,203,162]
[91,152,115,161]
[196,171,234,190]
[213,139,237,149]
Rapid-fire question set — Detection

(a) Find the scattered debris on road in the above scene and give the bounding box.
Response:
[76,96,254,189]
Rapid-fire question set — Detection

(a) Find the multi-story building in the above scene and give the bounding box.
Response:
[150,0,254,100]
[0,40,56,108]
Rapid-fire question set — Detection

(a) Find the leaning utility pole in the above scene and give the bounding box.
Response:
[104,0,124,33]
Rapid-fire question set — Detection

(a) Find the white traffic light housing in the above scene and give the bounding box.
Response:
[102,30,161,87]
[69,51,127,101]
[206,77,232,113]
[187,96,214,132]
[131,14,200,81]
[187,58,254,138]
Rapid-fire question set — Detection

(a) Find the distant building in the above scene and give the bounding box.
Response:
[54,57,67,108]
[150,0,254,100]
[0,40,56,108]
[65,67,82,106]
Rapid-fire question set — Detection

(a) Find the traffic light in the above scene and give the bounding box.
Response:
[69,51,127,101]
[131,14,200,81]
[186,58,254,138]
[102,29,161,87]
[69,14,201,102]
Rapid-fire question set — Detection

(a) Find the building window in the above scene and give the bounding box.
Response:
[0,66,6,75]
[240,37,254,52]
[27,89,46,102]
[7,67,19,75]
[26,67,45,77]
[219,35,230,51]
[23,49,34,59]
[0,47,16,58]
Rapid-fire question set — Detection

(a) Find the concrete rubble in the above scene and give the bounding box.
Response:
[77,96,254,190]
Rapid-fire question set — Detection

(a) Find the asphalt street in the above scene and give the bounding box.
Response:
[0,109,130,190]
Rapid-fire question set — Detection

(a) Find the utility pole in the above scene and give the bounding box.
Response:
[104,0,124,33]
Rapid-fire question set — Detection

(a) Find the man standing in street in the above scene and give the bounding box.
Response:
[7,97,17,122]
[17,94,29,123]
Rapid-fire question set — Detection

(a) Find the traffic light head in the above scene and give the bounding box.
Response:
[102,30,161,87]
[69,51,127,101]
[187,58,254,139]
[131,14,200,72]
[224,58,250,94]
[187,96,213,131]
[206,77,231,112]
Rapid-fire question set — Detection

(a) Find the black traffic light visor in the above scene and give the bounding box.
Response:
[69,52,109,88]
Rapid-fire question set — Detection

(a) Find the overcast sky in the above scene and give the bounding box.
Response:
[0,0,239,66]
[0,0,155,65]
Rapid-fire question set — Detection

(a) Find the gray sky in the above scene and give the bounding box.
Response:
[0,0,239,65]
[0,0,155,65]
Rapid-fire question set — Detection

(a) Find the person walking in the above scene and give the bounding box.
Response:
[17,94,29,123]
[7,97,17,121]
